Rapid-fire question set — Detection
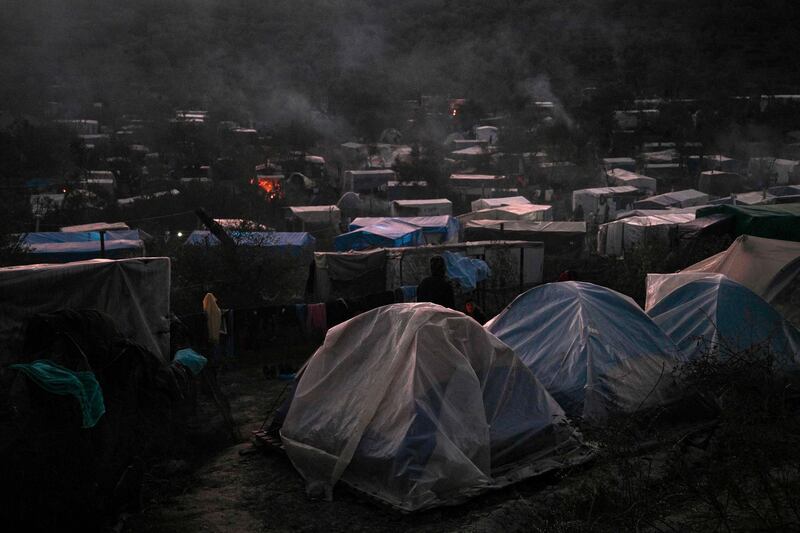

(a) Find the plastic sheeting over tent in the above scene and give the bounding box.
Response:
[18,231,145,263]
[694,203,800,242]
[0,258,170,363]
[485,282,684,420]
[470,196,531,211]
[647,275,800,364]
[607,169,657,195]
[458,204,553,225]
[464,220,586,253]
[350,216,458,244]
[287,206,342,226]
[645,235,800,312]
[633,189,709,210]
[335,220,424,251]
[597,213,696,257]
[280,303,591,511]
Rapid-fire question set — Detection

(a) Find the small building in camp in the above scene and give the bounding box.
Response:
[470,196,531,211]
[16,230,146,263]
[572,186,642,224]
[748,157,800,186]
[633,189,709,209]
[458,204,554,225]
[342,169,396,193]
[386,180,429,201]
[390,198,452,217]
[698,171,743,196]
[464,220,586,254]
[449,174,509,196]
[606,168,657,195]
[334,220,424,251]
[703,154,741,173]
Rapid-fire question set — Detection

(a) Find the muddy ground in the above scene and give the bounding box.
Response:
[123,356,597,533]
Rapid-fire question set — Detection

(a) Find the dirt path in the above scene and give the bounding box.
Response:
[124,359,578,533]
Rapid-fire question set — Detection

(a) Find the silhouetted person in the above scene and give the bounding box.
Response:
[464,299,486,324]
[417,255,455,309]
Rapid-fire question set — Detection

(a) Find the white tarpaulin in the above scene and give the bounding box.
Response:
[470,196,531,211]
[0,258,171,363]
[458,204,553,225]
[288,205,342,225]
[607,168,657,195]
[598,213,696,257]
[647,274,800,364]
[280,303,590,511]
[485,282,684,421]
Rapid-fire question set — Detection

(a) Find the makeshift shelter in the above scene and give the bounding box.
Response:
[350,216,458,244]
[335,220,424,251]
[17,231,145,263]
[286,206,342,231]
[342,169,396,193]
[607,168,657,195]
[703,154,741,173]
[280,303,590,511]
[648,275,800,364]
[694,203,800,242]
[60,222,129,232]
[386,180,429,201]
[458,204,553,225]
[471,196,531,211]
[485,282,683,420]
[698,171,743,196]
[572,186,642,224]
[0,258,170,363]
[390,199,452,217]
[450,174,507,189]
[597,213,696,257]
[602,157,637,172]
[185,230,315,252]
[748,158,800,186]
[633,189,709,210]
[464,221,586,253]
[475,125,498,144]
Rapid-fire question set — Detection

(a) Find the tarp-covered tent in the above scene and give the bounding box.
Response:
[485,282,683,420]
[748,157,800,186]
[287,206,342,229]
[390,199,452,217]
[343,170,396,193]
[18,231,145,263]
[633,189,709,210]
[280,303,591,511]
[693,203,800,242]
[597,213,696,256]
[645,235,800,327]
[572,186,642,223]
[470,196,531,211]
[60,222,129,232]
[698,171,743,196]
[335,220,424,251]
[458,204,553,225]
[607,168,657,195]
[615,206,706,220]
[350,216,458,244]
[464,220,586,253]
[647,275,800,364]
[602,157,637,172]
[0,258,170,363]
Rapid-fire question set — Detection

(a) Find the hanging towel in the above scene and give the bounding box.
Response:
[307,303,327,337]
[10,360,106,428]
[401,285,417,303]
[203,293,222,343]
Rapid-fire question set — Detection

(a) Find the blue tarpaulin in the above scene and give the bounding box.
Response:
[335,220,424,251]
[349,216,459,244]
[18,231,145,262]
[173,348,208,375]
[443,251,490,290]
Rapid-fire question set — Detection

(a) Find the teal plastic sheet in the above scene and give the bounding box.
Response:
[10,360,106,428]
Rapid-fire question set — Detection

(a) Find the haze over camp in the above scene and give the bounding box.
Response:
[1,1,800,531]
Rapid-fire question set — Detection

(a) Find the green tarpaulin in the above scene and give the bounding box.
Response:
[695,204,800,242]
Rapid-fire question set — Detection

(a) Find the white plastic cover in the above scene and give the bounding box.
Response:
[647,274,800,364]
[485,282,684,421]
[471,196,531,211]
[598,213,695,257]
[280,303,590,511]
[458,204,553,224]
[288,205,342,225]
[0,258,171,363]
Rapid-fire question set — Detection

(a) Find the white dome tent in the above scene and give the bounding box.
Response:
[279,303,591,511]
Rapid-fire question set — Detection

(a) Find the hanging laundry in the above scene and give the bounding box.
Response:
[203,292,222,344]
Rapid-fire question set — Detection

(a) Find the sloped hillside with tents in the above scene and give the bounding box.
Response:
[279,303,593,511]
[485,282,684,421]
